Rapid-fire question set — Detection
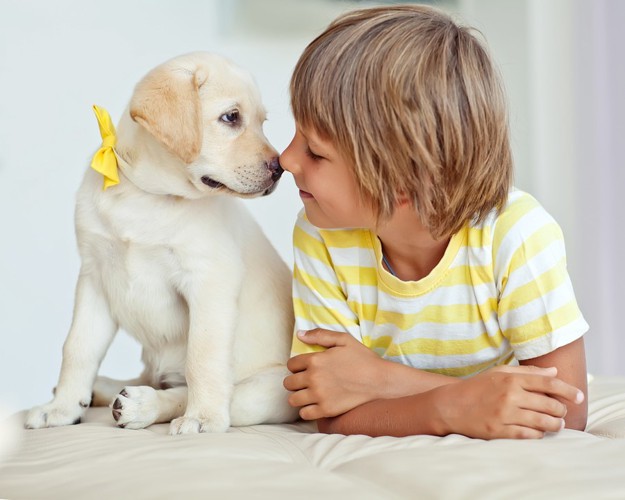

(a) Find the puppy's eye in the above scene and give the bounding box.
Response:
[220,110,239,125]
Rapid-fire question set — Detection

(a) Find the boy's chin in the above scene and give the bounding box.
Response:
[304,210,359,230]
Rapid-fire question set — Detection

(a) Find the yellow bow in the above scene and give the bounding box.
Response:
[90,105,119,190]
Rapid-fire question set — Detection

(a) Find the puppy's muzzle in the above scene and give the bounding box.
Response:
[268,157,283,182]
[263,157,283,196]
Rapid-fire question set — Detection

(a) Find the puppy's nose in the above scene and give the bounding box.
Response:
[267,157,283,182]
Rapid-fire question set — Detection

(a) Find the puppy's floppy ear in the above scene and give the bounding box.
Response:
[130,67,208,164]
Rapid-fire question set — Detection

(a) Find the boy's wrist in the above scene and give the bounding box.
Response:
[370,356,394,400]
[424,384,454,436]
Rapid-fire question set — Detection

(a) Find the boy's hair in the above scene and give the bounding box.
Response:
[290,5,513,238]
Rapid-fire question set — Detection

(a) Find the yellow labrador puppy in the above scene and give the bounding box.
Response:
[25,52,298,434]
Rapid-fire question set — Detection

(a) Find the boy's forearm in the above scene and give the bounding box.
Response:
[317,391,446,437]
[376,358,459,399]
[317,365,585,439]
[519,337,588,431]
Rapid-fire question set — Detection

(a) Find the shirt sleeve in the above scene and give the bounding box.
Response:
[291,210,361,355]
[493,194,589,360]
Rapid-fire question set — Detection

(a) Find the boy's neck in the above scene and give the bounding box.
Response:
[376,205,450,282]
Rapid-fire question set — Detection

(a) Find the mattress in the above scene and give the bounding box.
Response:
[1,375,624,499]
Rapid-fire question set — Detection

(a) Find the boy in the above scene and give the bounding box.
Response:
[280,5,588,439]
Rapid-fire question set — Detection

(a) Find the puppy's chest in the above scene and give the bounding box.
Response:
[96,236,188,332]
[80,203,196,340]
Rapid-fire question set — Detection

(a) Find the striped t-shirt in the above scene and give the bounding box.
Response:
[291,189,588,378]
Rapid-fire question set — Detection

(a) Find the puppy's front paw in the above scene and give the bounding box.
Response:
[169,412,230,435]
[111,386,159,429]
[25,402,84,429]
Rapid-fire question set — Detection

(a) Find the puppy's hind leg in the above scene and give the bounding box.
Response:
[91,373,151,407]
[112,386,188,430]
[230,366,299,427]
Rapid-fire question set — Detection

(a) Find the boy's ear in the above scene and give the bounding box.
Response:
[130,66,207,164]
[396,192,412,207]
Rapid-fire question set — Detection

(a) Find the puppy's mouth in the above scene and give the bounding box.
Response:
[200,175,279,198]
[201,176,226,190]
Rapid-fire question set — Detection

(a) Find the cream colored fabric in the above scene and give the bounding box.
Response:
[1,376,624,499]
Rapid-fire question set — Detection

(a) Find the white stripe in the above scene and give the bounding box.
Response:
[294,250,340,285]
[294,317,361,341]
[293,284,354,315]
[512,316,589,360]
[360,313,502,343]
[499,279,578,331]
[494,205,549,282]
[326,246,377,268]
[450,244,493,268]
[500,238,565,299]
[384,345,511,372]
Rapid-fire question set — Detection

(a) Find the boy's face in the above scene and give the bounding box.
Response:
[280,124,376,229]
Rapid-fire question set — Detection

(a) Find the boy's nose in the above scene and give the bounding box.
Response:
[279,146,296,175]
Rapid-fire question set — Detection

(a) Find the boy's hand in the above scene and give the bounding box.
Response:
[433,365,585,439]
[284,329,385,420]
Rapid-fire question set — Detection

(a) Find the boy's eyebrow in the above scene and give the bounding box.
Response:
[301,132,326,152]
[308,141,331,157]
[298,127,333,157]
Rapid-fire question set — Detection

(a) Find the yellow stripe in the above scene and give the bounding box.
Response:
[499,258,567,312]
[318,228,372,248]
[465,225,492,248]
[504,300,582,344]
[361,335,392,352]
[347,301,378,324]
[360,339,513,377]
[445,264,493,287]
[429,353,515,377]
[383,331,505,357]
[370,298,497,330]
[335,266,378,287]
[294,225,333,263]
[333,263,494,290]
[294,266,345,301]
[507,223,563,276]
[293,297,358,328]
[492,194,540,258]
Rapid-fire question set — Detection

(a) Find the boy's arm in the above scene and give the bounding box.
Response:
[317,365,584,439]
[285,329,585,439]
[285,329,458,420]
[519,337,588,430]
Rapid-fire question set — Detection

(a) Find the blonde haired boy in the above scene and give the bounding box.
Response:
[281,5,588,439]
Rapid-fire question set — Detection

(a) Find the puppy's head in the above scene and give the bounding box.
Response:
[117,52,282,198]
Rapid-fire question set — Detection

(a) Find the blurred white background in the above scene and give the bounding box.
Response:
[1,0,623,413]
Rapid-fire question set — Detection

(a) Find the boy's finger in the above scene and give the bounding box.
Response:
[283,371,308,391]
[288,389,316,410]
[286,353,316,373]
[502,424,546,440]
[497,365,558,376]
[299,403,323,421]
[518,391,568,419]
[512,408,565,434]
[523,375,584,404]
[297,329,350,348]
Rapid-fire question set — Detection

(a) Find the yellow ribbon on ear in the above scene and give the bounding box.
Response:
[91,105,119,190]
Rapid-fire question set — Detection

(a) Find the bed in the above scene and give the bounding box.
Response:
[1,374,624,499]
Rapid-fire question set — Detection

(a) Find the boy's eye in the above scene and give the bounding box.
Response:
[305,146,324,161]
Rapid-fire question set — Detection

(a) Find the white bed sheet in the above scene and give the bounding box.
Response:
[1,375,624,500]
